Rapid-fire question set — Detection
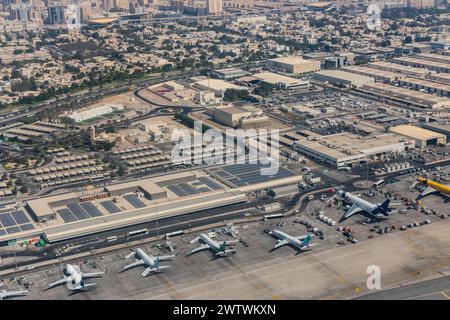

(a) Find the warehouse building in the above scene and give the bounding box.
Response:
[389,125,447,149]
[212,105,268,128]
[341,66,401,83]
[414,53,450,65]
[212,67,250,80]
[293,133,409,168]
[397,77,450,97]
[421,122,450,140]
[313,70,374,88]
[356,83,450,109]
[268,184,299,198]
[427,73,450,85]
[367,61,430,78]
[194,79,248,97]
[64,104,124,123]
[267,56,321,74]
[253,72,310,90]
[393,57,450,73]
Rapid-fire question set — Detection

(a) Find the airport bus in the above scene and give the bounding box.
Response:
[165,230,184,239]
[374,179,385,188]
[105,236,118,242]
[127,229,148,238]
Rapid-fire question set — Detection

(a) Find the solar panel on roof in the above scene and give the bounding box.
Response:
[177,183,200,195]
[0,213,16,227]
[100,201,121,214]
[19,224,34,232]
[6,226,21,234]
[167,185,188,197]
[67,203,90,220]
[0,229,6,236]
[198,177,223,190]
[11,211,29,224]
[57,209,77,223]
[123,195,146,208]
[80,202,103,217]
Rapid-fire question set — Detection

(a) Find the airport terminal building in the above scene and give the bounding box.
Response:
[0,164,302,246]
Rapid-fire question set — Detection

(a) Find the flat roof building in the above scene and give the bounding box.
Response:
[212,67,250,80]
[427,73,450,85]
[313,70,374,88]
[64,104,124,123]
[341,66,401,83]
[194,79,248,97]
[293,133,408,168]
[397,77,450,97]
[356,83,450,109]
[389,124,446,149]
[212,105,268,128]
[421,122,450,139]
[367,61,430,78]
[267,56,321,74]
[0,166,302,245]
[253,72,310,90]
[414,53,450,65]
[393,57,450,73]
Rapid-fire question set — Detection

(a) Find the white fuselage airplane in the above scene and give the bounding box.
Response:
[269,230,317,252]
[333,190,392,222]
[0,289,28,300]
[122,248,175,278]
[188,233,238,256]
[48,264,104,291]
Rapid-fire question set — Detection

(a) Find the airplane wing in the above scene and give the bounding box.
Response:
[141,265,171,277]
[190,236,201,244]
[48,278,67,288]
[273,240,288,250]
[303,243,319,249]
[343,204,362,219]
[189,244,210,255]
[295,235,308,241]
[295,243,319,255]
[82,271,105,279]
[82,283,97,289]
[419,186,437,198]
[125,251,136,259]
[158,255,175,261]
[123,259,145,270]
[224,240,239,245]
[215,248,236,256]
[2,290,28,299]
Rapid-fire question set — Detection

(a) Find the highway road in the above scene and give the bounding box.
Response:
[0,60,266,127]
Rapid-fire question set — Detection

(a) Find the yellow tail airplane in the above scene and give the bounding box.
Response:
[415,177,450,199]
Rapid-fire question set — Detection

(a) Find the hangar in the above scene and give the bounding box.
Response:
[389,125,447,149]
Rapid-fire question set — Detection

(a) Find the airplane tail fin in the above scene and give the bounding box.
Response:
[379,199,391,215]
[301,235,312,247]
